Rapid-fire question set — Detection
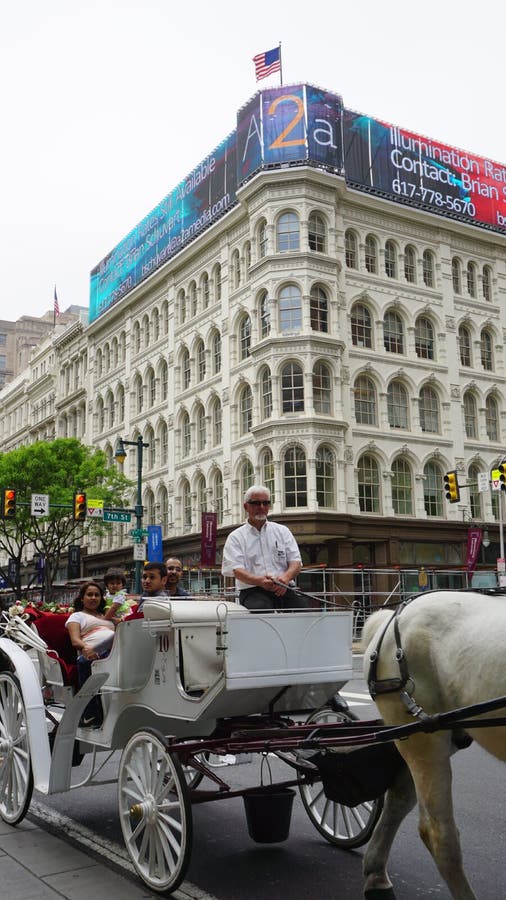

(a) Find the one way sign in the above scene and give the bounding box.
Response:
[31,493,50,517]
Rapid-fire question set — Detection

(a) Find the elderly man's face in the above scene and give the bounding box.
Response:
[244,492,271,527]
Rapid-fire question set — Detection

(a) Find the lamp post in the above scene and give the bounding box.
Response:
[115,435,149,594]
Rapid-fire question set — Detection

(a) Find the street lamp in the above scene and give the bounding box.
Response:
[115,435,149,594]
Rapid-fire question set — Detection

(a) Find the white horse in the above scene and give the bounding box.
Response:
[361,590,506,900]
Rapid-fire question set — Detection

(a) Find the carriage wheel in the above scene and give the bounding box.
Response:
[299,706,382,849]
[0,672,34,824]
[118,729,192,894]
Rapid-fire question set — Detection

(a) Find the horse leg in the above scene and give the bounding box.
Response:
[402,736,478,900]
[363,763,416,896]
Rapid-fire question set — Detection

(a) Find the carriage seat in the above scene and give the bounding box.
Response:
[92,618,156,692]
[24,607,78,688]
[142,598,247,624]
[143,599,249,693]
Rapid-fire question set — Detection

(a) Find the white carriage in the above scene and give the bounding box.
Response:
[0,598,381,894]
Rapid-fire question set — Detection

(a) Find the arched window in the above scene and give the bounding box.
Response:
[104,344,111,372]
[96,397,104,434]
[310,285,328,332]
[392,458,413,516]
[240,459,254,496]
[181,347,190,390]
[158,484,169,533]
[182,479,192,528]
[463,391,478,439]
[486,395,499,442]
[482,265,492,302]
[308,212,326,252]
[196,339,206,382]
[196,404,206,451]
[133,322,141,353]
[188,281,197,317]
[345,230,358,268]
[277,212,300,252]
[260,448,275,501]
[354,375,377,425]
[452,258,462,294]
[178,289,186,324]
[111,337,119,368]
[232,250,241,289]
[283,446,307,507]
[181,411,191,457]
[196,475,206,520]
[146,369,156,407]
[152,308,160,341]
[214,470,224,524]
[358,454,380,513]
[404,245,416,283]
[146,426,156,470]
[239,385,253,434]
[239,314,251,359]
[201,272,210,308]
[415,316,435,360]
[259,291,271,338]
[480,329,493,371]
[279,285,302,332]
[383,310,404,354]
[423,250,435,288]
[316,445,335,508]
[365,234,378,274]
[387,380,409,429]
[159,421,168,465]
[468,464,482,520]
[459,325,472,367]
[351,303,372,348]
[142,315,150,347]
[160,360,168,401]
[214,263,222,301]
[384,240,397,278]
[116,384,125,423]
[313,362,332,414]
[467,262,477,298]
[211,331,221,374]
[281,362,304,413]
[135,375,143,414]
[423,461,444,517]
[161,303,168,336]
[211,397,222,446]
[419,385,440,433]
[258,218,268,258]
[261,367,272,419]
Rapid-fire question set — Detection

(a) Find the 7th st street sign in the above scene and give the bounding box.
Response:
[103,509,132,523]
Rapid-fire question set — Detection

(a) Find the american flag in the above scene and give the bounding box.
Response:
[54,286,61,319]
[253,45,281,82]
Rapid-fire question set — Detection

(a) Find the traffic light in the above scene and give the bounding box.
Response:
[73,492,87,521]
[2,489,17,518]
[498,463,506,491]
[444,471,460,503]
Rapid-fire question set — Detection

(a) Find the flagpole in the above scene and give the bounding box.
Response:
[53,284,56,327]
[279,42,283,85]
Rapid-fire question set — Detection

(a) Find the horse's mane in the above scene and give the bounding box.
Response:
[360,607,392,654]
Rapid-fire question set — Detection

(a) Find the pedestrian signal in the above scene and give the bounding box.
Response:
[444,471,460,503]
[73,492,87,521]
[2,489,16,518]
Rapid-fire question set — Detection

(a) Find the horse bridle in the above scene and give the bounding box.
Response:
[367,598,431,721]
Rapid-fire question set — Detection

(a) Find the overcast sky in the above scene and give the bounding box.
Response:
[2,0,504,320]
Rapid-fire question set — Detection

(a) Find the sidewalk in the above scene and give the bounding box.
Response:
[0,813,158,900]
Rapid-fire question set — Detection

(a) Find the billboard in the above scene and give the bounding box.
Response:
[344,110,506,234]
[89,134,237,322]
[237,83,343,183]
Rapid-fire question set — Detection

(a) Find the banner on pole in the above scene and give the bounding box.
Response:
[201,512,217,566]
[466,527,482,573]
[147,525,163,562]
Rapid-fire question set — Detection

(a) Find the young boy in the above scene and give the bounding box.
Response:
[103,568,131,620]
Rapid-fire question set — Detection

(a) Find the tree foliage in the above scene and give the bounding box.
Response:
[0,439,132,599]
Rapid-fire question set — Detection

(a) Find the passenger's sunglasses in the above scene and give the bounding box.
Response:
[247,500,271,506]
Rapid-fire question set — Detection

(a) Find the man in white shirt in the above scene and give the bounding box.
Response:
[221,485,304,610]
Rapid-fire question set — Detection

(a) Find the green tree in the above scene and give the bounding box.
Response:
[0,439,132,600]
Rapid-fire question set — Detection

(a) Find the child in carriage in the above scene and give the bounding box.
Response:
[103,567,132,620]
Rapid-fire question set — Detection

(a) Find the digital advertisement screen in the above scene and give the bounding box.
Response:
[89,133,237,323]
[344,110,506,233]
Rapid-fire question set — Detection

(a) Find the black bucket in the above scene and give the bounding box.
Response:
[243,786,295,843]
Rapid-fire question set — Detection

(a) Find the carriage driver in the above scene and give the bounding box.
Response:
[221,485,304,610]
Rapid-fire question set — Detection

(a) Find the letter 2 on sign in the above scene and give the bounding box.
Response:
[268,95,305,150]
